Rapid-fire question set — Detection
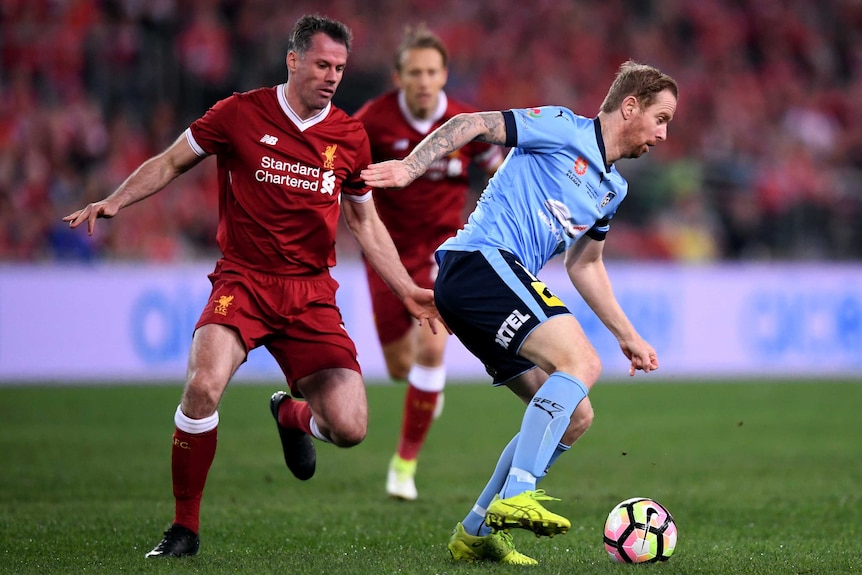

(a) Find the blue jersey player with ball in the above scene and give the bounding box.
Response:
[362,60,678,565]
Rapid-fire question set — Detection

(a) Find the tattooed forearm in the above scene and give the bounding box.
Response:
[402,112,505,180]
[473,112,507,144]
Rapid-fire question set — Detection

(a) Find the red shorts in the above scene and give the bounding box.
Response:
[196,259,361,391]
[364,250,437,345]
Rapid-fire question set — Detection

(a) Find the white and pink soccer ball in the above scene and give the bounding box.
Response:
[603,497,677,563]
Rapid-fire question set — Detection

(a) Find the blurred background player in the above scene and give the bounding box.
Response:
[362,60,676,565]
[354,24,503,501]
[64,15,439,558]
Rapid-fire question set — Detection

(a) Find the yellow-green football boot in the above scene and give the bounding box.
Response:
[485,489,571,537]
[447,522,537,565]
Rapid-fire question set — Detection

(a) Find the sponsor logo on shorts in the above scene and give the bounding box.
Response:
[495,309,532,349]
[530,281,565,307]
[214,294,234,316]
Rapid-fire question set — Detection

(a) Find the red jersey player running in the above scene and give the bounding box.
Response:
[63,15,439,558]
[354,25,502,501]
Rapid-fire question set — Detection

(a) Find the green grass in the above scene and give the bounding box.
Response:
[1,380,861,574]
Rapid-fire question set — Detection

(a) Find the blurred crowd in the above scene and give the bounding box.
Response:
[1,0,861,262]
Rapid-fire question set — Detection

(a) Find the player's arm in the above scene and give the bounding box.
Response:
[360,111,507,188]
[564,237,659,375]
[63,134,204,235]
[341,196,442,333]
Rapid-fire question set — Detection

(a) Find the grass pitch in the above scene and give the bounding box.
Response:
[1,379,860,574]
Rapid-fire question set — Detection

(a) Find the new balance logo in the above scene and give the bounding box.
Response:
[259,134,278,146]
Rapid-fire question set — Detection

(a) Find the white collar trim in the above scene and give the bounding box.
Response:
[398,90,448,135]
[278,83,330,132]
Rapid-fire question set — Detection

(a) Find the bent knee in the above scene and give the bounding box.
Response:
[330,424,367,448]
[182,374,225,417]
[557,352,602,388]
[575,402,595,430]
[580,353,603,386]
[569,399,594,433]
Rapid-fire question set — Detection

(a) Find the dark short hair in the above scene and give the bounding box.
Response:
[394,23,448,71]
[600,60,678,113]
[288,14,353,55]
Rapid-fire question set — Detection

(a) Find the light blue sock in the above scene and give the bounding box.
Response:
[462,434,518,536]
[500,441,569,495]
[539,442,571,480]
[501,372,588,499]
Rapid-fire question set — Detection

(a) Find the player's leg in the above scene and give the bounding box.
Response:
[500,314,599,496]
[384,324,448,500]
[146,323,246,558]
[434,249,549,559]
[434,248,588,537]
[368,260,447,500]
[267,273,366,475]
[294,367,367,445]
[485,316,599,536]
[414,321,449,422]
[457,367,547,537]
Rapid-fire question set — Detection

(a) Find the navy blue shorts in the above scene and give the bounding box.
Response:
[434,248,572,384]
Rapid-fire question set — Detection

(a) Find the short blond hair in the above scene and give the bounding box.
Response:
[600,60,678,113]
[394,23,448,72]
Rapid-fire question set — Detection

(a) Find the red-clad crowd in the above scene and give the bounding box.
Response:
[2,0,861,261]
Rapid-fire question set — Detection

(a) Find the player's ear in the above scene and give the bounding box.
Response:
[286,51,298,75]
[621,95,639,120]
[392,69,402,89]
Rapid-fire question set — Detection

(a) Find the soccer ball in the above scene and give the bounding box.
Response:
[603,497,677,563]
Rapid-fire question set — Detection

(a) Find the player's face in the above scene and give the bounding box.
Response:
[395,47,448,120]
[286,33,348,119]
[619,89,677,159]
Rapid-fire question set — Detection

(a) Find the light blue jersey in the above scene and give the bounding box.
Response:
[437,106,628,275]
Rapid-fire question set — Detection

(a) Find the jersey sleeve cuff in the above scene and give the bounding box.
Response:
[502,110,518,148]
[184,128,208,157]
[342,190,372,203]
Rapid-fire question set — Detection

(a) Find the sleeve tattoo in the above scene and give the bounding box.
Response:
[404,112,506,180]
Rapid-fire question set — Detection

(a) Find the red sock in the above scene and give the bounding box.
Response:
[171,427,217,534]
[278,398,312,435]
[397,386,439,461]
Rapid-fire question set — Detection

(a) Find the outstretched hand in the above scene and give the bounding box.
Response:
[402,287,450,336]
[62,199,120,235]
[360,160,417,189]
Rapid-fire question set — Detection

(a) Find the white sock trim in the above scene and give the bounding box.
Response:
[309,417,331,443]
[509,466,537,486]
[408,364,446,392]
[471,504,487,517]
[174,405,219,434]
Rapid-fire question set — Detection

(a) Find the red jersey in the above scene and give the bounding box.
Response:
[354,90,502,256]
[188,84,372,275]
